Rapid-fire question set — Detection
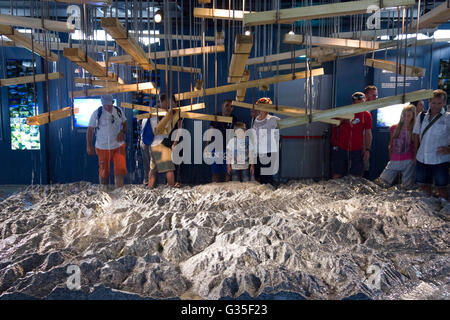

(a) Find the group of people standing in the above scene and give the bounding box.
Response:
[206,97,280,186]
[85,87,449,202]
[331,86,449,202]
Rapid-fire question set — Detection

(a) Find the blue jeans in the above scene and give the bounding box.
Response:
[331,147,364,177]
[416,161,449,187]
[231,169,250,182]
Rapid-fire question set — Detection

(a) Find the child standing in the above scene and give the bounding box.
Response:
[226,122,255,182]
[376,104,417,188]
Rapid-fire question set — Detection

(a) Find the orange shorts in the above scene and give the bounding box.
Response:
[96,144,128,179]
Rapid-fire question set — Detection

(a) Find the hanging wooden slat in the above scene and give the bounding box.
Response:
[122,102,206,114]
[153,109,183,135]
[101,17,155,71]
[99,57,199,73]
[27,107,78,126]
[150,33,218,42]
[63,47,123,83]
[284,33,380,50]
[70,82,159,98]
[74,78,121,87]
[278,89,433,129]
[0,72,64,87]
[0,25,59,62]
[193,8,249,21]
[243,0,416,26]
[0,40,116,51]
[333,28,436,39]
[258,62,321,72]
[247,47,329,66]
[43,0,113,5]
[236,70,250,101]
[409,1,450,30]
[136,111,232,123]
[232,101,348,125]
[175,68,324,101]
[154,64,202,74]
[365,58,426,77]
[232,100,308,116]
[228,34,253,83]
[152,44,225,60]
[0,14,75,33]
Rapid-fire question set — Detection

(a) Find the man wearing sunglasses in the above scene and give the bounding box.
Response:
[87,94,128,189]
[331,92,373,179]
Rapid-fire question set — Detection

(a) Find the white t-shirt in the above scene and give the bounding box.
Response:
[252,114,280,155]
[226,135,256,170]
[150,116,168,147]
[413,108,450,165]
[88,106,126,150]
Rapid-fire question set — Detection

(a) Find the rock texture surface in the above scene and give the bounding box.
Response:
[0,177,448,300]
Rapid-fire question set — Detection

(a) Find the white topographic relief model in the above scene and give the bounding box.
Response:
[0,177,448,299]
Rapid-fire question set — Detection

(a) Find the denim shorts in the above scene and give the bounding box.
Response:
[231,169,250,182]
[416,161,449,187]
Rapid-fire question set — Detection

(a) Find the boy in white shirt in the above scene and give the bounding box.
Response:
[226,122,255,182]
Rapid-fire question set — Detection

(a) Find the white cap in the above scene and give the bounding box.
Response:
[101,94,114,106]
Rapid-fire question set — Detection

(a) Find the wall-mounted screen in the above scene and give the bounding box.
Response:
[73,98,117,128]
[7,59,40,150]
[376,102,410,127]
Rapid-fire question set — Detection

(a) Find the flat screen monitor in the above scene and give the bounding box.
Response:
[73,98,117,128]
[376,102,410,127]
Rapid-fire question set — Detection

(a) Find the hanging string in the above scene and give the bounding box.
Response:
[413,0,421,68]
[402,7,410,102]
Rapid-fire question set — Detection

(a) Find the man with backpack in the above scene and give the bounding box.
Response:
[86,94,127,188]
[413,89,450,202]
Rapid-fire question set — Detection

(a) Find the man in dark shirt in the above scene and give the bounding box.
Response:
[207,99,238,182]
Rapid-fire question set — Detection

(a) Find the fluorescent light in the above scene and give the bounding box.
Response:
[71,29,160,46]
[394,33,430,40]
[433,29,450,39]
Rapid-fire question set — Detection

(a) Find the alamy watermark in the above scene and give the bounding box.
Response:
[365,264,383,290]
[66,265,81,290]
[170,122,280,175]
